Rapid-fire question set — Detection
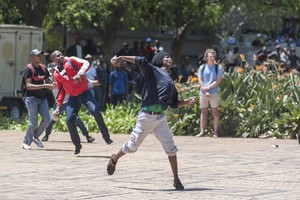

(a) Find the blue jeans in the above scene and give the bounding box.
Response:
[66,90,110,147]
[23,97,50,145]
[45,102,88,137]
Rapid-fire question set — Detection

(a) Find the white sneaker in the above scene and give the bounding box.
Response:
[213,134,218,138]
[21,143,31,150]
[33,137,44,148]
[195,132,205,137]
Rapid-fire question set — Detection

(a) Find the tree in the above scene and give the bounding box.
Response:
[2,0,299,63]
[11,0,50,27]
[0,0,22,24]
[54,0,130,57]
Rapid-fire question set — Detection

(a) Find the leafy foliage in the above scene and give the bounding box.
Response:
[2,69,300,139]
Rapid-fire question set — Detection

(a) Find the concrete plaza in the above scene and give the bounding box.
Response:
[0,130,299,200]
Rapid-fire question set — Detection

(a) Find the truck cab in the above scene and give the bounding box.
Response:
[0,25,43,118]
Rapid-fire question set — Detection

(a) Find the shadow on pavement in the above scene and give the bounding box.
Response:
[35,148,73,152]
[118,186,213,192]
[77,155,111,159]
[43,141,73,143]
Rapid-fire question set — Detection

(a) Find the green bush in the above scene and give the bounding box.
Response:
[2,70,300,139]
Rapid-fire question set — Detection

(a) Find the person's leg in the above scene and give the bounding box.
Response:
[210,93,220,137]
[99,86,107,112]
[94,86,101,109]
[196,94,209,137]
[66,96,82,154]
[153,115,184,190]
[34,98,50,138]
[23,97,39,146]
[89,88,95,97]
[168,156,182,185]
[212,108,219,137]
[110,94,117,106]
[45,120,55,135]
[75,116,95,143]
[75,116,88,137]
[44,103,57,137]
[201,108,208,133]
[81,90,111,143]
[43,119,55,141]
[120,94,126,104]
[43,103,67,141]
[107,111,152,175]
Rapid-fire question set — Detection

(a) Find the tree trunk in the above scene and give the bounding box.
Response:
[97,4,127,58]
[171,24,192,68]
[12,0,49,27]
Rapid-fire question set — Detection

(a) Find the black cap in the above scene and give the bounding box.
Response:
[151,51,169,68]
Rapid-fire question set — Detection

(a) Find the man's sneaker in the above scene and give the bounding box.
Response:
[86,136,95,143]
[42,134,49,142]
[21,143,31,150]
[195,132,205,137]
[105,139,113,145]
[33,137,44,148]
[74,144,82,155]
[297,133,300,145]
[213,133,218,138]
[107,154,117,175]
[173,179,184,190]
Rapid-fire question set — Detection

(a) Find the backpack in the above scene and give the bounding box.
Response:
[21,63,47,97]
[20,64,55,108]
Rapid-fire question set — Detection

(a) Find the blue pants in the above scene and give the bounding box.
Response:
[66,90,110,147]
[23,97,50,145]
[45,102,88,137]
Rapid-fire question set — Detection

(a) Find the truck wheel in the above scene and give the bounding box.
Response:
[8,101,22,119]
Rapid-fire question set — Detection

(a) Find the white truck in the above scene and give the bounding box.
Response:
[0,24,43,118]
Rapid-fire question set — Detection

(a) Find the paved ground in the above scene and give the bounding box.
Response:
[0,130,299,200]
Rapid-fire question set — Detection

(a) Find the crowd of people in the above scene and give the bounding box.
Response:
[253,45,300,72]
[21,31,228,191]
[55,37,202,110]
[20,33,299,191]
[16,17,300,192]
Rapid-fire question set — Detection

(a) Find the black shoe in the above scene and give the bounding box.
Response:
[297,134,300,145]
[86,136,95,143]
[42,134,49,142]
[173,179,184,190]
[74,144,82,155]
[105,139,113,145]
[107,154,117,175]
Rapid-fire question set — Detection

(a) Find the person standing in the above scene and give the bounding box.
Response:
[21,49,56,150]
[109,62,128,106]
[50,50,113,155]
[67,36,85,59]
[107,51,197,190]
[196,49,223,138]
[94,54,109,112]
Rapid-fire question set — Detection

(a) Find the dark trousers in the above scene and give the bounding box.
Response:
[111,93,126,106]
[66,90,110,147]
[45,102,89,137]
[94,85,107,112]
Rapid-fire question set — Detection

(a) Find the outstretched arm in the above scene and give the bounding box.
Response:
[177,96,197,108]
[111,55,136,66]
